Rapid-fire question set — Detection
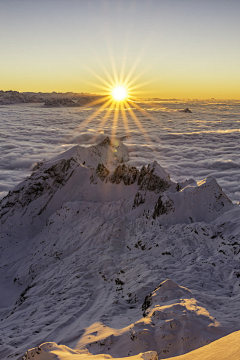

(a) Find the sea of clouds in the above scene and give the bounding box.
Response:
[0,100,240,203]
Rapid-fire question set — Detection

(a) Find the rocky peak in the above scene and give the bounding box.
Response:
[138,163,171,193]
[94,160,172,192]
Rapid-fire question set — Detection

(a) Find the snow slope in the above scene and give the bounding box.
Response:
[22,330,240,360]
[0,137,240,359]
[167,330,240,359]
[23,344,157,360]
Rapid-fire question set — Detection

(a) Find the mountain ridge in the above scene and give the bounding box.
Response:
[0,137,240,359]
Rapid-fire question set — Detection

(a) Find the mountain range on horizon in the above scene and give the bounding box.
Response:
[0,90,104,106]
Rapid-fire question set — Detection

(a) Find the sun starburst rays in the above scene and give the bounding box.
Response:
[76,60,159,155]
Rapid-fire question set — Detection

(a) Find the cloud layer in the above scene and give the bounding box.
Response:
[0,100,239,202]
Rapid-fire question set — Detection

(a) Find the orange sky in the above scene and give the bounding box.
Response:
[1,1,240,99]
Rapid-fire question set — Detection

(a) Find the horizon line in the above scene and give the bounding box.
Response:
[0,90,240,101]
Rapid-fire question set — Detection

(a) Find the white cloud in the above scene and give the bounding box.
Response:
[0,101,240,202]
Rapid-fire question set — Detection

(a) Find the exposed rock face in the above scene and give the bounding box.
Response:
[94,160,171,191]
[109,164,139,185]
[152,195,173,219]
[138,162,171,193]
[95,163,110,182]
[133,191,146,208]
[95,164,139,185]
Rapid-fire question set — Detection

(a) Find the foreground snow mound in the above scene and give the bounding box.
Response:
[23,342,158,360]
[76,279,222,359]
[23,342,85,359]
[22,330,240,360]
[167,330,240,360]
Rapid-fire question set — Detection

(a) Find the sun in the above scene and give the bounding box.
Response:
[76,61,156,144]
[112,86,127,101]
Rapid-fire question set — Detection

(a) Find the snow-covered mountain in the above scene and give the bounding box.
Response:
[0,137,240,359]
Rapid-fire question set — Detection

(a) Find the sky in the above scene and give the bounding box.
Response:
[0,0,240,99]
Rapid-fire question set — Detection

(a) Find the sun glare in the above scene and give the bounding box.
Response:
[77,59,156,147]
[112,86,127,101]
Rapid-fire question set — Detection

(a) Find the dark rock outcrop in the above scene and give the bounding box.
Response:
[180,108,192,113]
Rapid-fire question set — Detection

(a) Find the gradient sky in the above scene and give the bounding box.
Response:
[0,0,240,99]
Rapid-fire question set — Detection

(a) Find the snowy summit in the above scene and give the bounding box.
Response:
[0,137,240,360]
